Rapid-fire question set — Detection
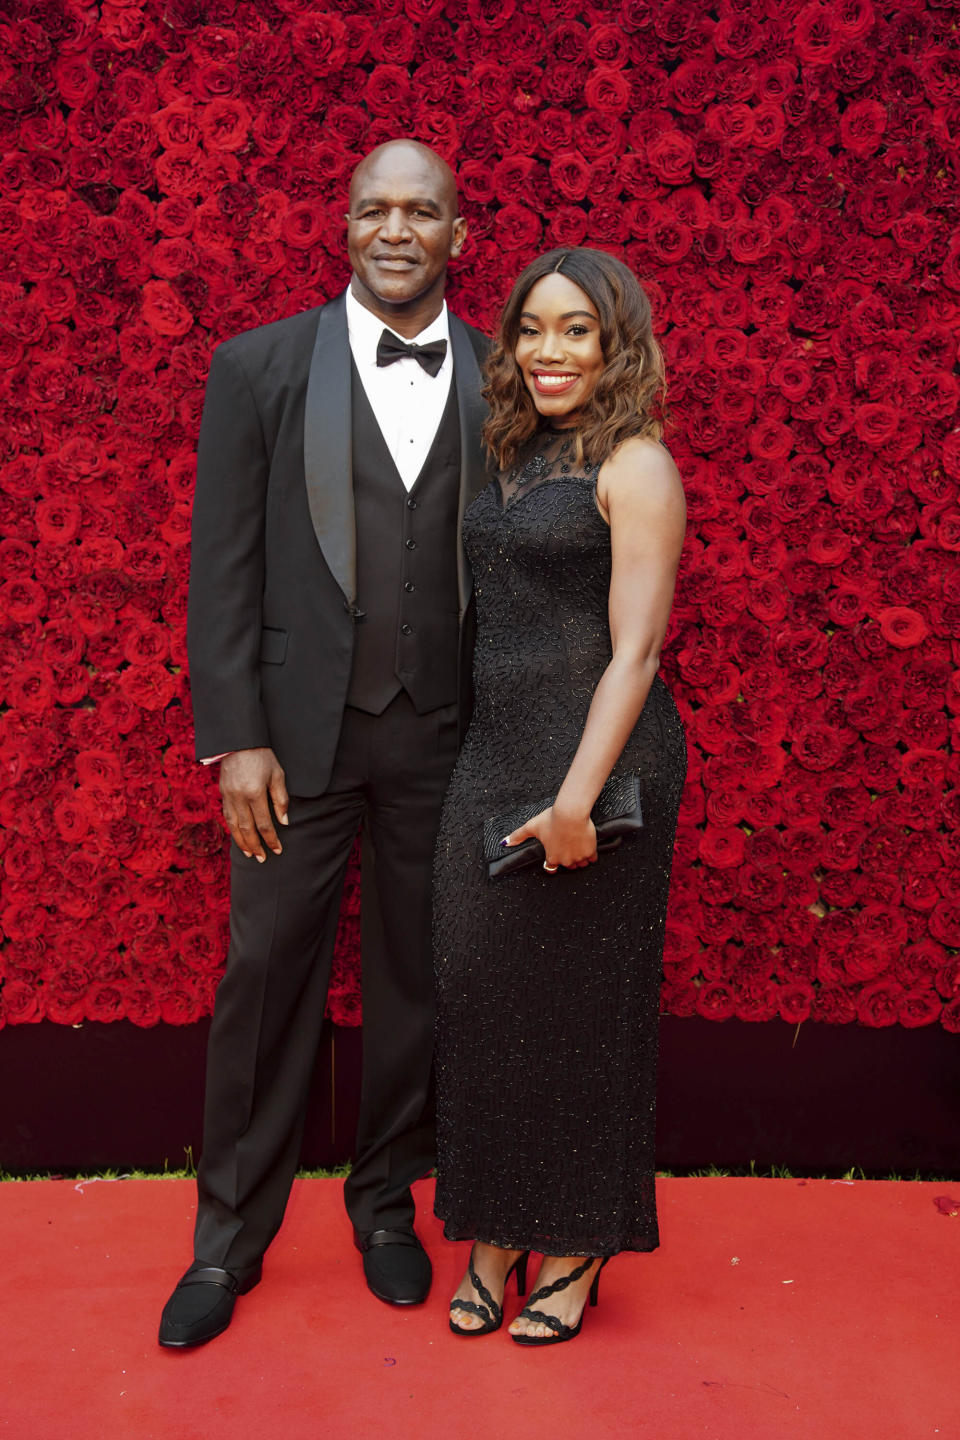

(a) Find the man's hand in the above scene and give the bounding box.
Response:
[219,748,289,861]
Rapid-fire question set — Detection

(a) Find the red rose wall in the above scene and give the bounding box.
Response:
[0,0,958,1036]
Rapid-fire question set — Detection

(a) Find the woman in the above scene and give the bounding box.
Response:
[433,247,687,1345]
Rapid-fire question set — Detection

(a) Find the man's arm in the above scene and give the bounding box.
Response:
[188,340,273,756]
[188,342,288,861]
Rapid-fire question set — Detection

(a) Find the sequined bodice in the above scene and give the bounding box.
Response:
[464,432,612,765]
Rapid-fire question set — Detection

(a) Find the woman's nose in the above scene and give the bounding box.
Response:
[536,329,567,363]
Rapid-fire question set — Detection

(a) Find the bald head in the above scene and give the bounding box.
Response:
[345,139,466,337]
[349,140,458,216]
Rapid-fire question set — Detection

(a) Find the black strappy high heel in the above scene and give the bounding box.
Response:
[449,1246,530,1336]
[510,1255,609,1346]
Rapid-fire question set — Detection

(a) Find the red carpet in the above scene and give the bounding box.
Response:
[1,1176,956,1440]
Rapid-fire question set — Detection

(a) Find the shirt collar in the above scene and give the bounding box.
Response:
[345,286,450,366]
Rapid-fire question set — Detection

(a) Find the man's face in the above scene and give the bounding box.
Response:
[346,146,466,312]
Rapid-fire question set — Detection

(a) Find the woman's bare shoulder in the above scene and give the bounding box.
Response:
[598,435,684,511]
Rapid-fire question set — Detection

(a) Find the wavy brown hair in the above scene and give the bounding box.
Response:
[483,247,668,472]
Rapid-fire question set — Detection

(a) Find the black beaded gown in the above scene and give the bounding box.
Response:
[433,430,687,1258]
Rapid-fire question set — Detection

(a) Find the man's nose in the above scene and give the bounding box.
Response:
[381,208,413,242]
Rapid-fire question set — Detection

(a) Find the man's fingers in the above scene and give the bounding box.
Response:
[250,794,282,855]
[221,797,252,858]
[231,799,266,861]
[269,770,290,828]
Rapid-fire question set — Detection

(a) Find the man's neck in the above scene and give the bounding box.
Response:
[349,275,446,339]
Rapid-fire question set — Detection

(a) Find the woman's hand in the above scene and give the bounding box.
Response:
[505,803,598,871]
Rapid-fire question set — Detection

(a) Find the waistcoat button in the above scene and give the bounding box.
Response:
[405,538,416,549]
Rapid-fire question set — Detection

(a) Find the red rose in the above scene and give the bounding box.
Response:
[141,281,193,339]
[896,990,941,1028]
[159,985,205,1025]
[494,203,542,252]
[812,986,858,1024]
[84,982,126,1023]
[123,984,162,1028]
[839,98,887,158]
[928,901,960,947]
[292,14,348,76]
[646,131,695,185]
[53,54,100,108]
[547,205,589,247]
[698,826,746,869]
[856,980,904,1028]
[794,4,849,65]
[876,607,929,649]
[363,64,412,116]
[280,200,327,252]
[584,68,630,116]
[588,23,629,66]
[549,151,592,202]
[1,979,43,1024]
[777,982,814,1024]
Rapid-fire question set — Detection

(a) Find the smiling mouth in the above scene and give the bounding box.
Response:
[373,254,419,266]
[532,372,579,393]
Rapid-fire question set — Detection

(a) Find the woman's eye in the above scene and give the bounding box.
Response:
[518,326,539,336]
[568,325,589,336]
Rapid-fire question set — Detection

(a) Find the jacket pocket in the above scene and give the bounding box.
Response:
[259,627,288,664]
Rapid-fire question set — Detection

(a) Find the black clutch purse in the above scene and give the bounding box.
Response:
[483,774,643,881]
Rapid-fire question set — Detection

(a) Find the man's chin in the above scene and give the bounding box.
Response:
[353,268,435,310]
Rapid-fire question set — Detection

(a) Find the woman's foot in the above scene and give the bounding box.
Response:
[449,1242,526,1332]
[508,1256,604,1340]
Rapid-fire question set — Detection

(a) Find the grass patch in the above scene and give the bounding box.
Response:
[656,1163,956,1183]
[3,1161,955,1183]
[0,1162,353,1182]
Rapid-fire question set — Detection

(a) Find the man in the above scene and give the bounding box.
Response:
[159,141,489,1348]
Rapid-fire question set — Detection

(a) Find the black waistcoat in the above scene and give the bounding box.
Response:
[345,363,462,715]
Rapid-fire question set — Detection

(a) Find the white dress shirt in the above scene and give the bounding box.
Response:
[345,286,453,491]
[202,292,455,763]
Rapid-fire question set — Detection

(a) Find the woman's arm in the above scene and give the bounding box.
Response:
[506,437,686,870]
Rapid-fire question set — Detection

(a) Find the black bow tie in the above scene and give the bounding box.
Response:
[376,330,447,378]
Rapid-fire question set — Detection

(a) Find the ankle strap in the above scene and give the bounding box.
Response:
[525,1255,596,1307]
[466,1253,501,1325]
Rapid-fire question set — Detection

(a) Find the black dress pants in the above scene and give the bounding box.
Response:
[193,693,460,1272]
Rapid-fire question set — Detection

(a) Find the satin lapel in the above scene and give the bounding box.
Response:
[303,291,356,606]
[449,315,489,613]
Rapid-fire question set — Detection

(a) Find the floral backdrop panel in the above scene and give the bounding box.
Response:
[0,0,958,1031]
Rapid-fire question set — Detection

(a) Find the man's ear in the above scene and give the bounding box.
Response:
[450,215,467,259]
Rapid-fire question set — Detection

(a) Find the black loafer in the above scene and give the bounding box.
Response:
[158,1260,263,1348]
[354,1228,432,1306]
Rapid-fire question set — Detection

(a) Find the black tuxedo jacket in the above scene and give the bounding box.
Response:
[187,290,491,796]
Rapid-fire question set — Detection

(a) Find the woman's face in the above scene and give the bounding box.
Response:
[514,272,606,427]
